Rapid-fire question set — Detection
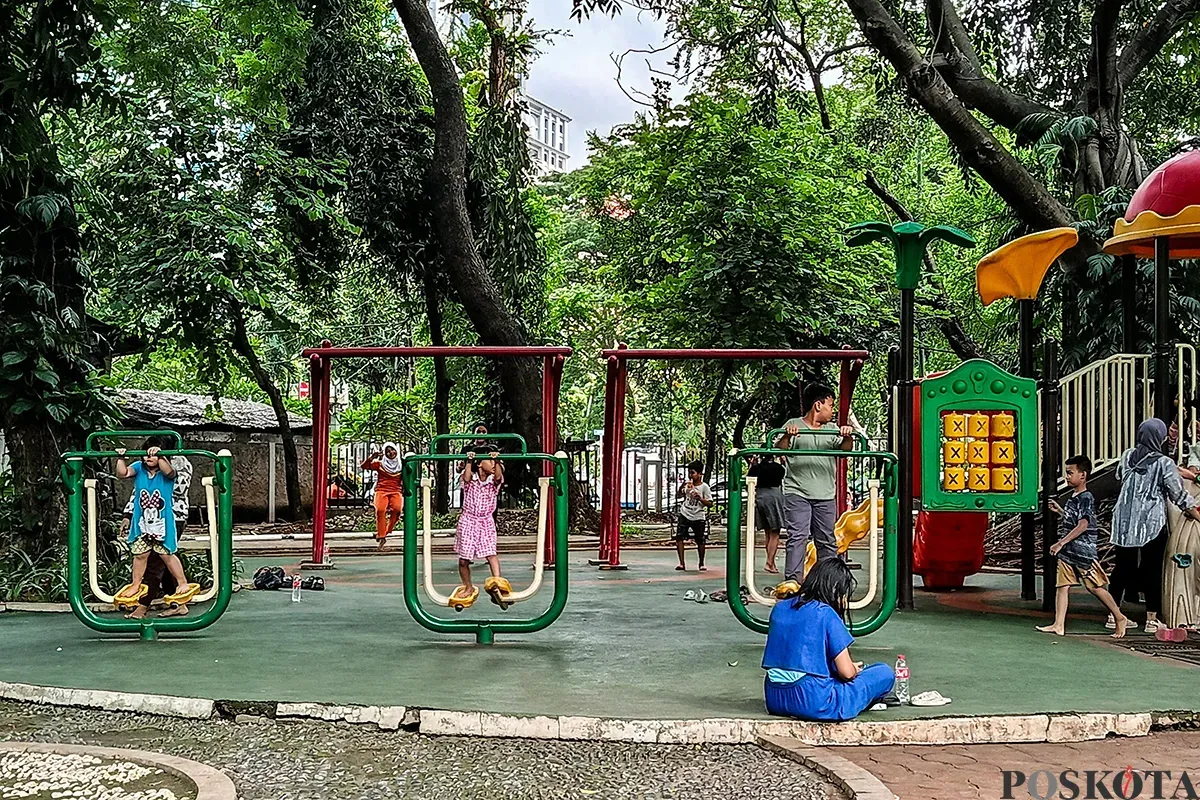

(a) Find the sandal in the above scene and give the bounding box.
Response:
[675,565,686,571]
[764,565,779,574]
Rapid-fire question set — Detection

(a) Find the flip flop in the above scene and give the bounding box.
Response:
[1155,627,1188,642]
[910,690,952,707]
[764,566,779,574]
[869,703,888,712]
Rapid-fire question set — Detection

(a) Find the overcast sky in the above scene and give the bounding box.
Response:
[523,0,674,165]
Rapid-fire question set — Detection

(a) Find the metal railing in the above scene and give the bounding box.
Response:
[1058,353,1150,485]
[1178,343,1198,464]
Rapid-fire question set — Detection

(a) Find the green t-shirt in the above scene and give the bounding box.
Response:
[780,417,842,500]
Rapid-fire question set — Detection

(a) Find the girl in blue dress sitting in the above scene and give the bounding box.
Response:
[762,559,894,721]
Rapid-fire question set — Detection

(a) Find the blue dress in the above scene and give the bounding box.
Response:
[761,599,894,721]
[128,462,179,553]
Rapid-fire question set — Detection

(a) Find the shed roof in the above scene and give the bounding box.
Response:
[116,390,312,434]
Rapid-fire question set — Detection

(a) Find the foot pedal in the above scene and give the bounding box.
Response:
[484,577,514,610]
[449,585,479,612]
[113,584,149,612]
[163,582,200,608]
[773,580,801,599]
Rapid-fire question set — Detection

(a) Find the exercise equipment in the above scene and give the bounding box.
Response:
[61,430,235,641]
[163,583,201,608]
[403,445,570,644]
[726,445,897,636]
[804,495,884,574]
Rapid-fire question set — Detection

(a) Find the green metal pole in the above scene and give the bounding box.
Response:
[725,453,767,633]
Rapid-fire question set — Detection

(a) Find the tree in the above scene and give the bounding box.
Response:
[1,0,116,551]
[66,0,329,520]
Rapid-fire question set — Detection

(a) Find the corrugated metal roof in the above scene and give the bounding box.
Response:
[116,390,312,434]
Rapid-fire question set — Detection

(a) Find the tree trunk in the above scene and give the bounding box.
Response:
[731,384,761,449]
[230,308,304,521]
[702,364,735,483]
[392,0,599,531]
[423,269,452,514]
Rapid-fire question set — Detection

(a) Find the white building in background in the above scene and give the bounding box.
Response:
[523,96,570,176]
[425,1,571,176]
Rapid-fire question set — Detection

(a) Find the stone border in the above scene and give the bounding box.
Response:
[759,735,895,800]
[1,741,237,800]
[0,680,1195,746]
[0,601,111,613]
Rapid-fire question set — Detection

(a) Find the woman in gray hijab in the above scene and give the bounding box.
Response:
[1111,418,1200,632]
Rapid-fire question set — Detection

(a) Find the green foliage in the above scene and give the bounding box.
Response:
[331,389,433,446]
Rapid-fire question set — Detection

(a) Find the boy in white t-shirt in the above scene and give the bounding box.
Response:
[675,460,713,571]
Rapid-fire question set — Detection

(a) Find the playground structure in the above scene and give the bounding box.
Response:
[60,430,235,641]
[301,344,569,570]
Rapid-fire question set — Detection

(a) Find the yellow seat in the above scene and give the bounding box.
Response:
[805,496,885,572]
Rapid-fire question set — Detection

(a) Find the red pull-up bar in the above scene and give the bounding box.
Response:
[303,346,573,358]
[594,345,869,570]
[601,348,870,360]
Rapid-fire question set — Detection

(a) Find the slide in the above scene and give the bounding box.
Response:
[913,510,987,589]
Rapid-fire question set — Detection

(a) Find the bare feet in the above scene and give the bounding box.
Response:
[159,605,189,618]
[764,564,779,574]
[1036,624,1064,636]
[124,605,148,620]
[1111,615,1128,639]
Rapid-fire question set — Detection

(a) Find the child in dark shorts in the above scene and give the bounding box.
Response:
[675,460,713,571]
[1037,455,1129,638]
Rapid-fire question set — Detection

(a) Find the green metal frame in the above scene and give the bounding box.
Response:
[428,433,529,454]
[401,451,570,645]
[919,359,1039,512]
[725,447,898,636]
[86,430,184,450]
[61,444,235,641]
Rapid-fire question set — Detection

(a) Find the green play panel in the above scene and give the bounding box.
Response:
[0,550,1195,721]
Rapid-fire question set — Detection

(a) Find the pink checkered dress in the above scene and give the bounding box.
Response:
[455,476,501,561]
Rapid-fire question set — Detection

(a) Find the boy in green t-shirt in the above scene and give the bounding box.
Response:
[776,383,855,580]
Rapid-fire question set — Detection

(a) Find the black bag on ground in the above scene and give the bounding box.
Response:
[253,566,286,590]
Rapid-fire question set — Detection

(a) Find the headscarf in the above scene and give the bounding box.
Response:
[1129,419,1169,473]
[379,442,402,475]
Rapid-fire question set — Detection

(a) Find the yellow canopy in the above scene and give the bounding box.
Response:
[975,228,1079,306]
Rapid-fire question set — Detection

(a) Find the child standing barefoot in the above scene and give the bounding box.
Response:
[1037,455,1130,639]
[114,443,192,601]
[453,452,505,602]
[362,442,403,550]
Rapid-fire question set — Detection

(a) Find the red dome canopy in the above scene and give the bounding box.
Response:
[1105,149,1200,258]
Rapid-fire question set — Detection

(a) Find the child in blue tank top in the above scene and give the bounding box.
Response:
[761,559,894,721]
[115,441,192,600]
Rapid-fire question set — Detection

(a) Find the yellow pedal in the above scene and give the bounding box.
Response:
[163,582,200,608]
[484,577,514,610]
[113,583,148,612]
[449,585,479,612]
[773,580,801,600]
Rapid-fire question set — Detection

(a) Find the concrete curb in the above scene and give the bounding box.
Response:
[0,681,1193,745]
[1,601,111,613]
[758,735,895,800]
[1,741,238,800]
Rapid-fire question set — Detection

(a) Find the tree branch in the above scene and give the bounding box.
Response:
[843,0,1074,233]
[1118,0,1200,87]
[922,0,1055,137]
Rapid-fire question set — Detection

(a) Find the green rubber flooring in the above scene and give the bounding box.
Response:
[0,550,1196,721]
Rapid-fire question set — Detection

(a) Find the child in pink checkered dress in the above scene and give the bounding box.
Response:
[455,451,505,593]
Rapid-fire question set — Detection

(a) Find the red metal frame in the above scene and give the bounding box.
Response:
[595,345,869,570]
[302,342,571,568]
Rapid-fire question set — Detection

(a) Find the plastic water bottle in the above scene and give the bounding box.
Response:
[291,575,302,603]
[894,654,910,704]
[322,541,331,564]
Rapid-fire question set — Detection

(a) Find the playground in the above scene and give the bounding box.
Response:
[6,144,1200,800]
